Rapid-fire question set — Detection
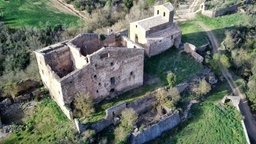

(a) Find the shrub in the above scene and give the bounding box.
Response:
[120,108,138,131]
[123,0,133,9]
[114,126,128,143]
[192,78,211,97]
[100,34,106,41]
[139,125,145,132]
[166,73,176,87]
[81,129,96,143]
[168,87,181,104]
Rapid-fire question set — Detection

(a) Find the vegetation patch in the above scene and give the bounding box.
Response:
[178,21,208,47]
[150,81,247,144]
[204,0,240,11]
[0,98,78,143]
[144,48,204,84]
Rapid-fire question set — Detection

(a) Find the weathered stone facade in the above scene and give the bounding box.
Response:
[129,2,182,57]
[35,33,144,119]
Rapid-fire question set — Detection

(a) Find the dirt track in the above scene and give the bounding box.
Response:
[198,22,256,143]
[52,0,87,20]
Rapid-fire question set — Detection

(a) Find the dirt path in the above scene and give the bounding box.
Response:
[53,0,87,20]
[198,22,256,143]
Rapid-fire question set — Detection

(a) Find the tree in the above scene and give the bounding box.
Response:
[72,93,95,118]
[166,73,176,87]
[120,108,138,131]
[220,54,231,68]
[123,0,133,9]
[247,78,256,110]
[193,78,211,97]
[156,88,179,108]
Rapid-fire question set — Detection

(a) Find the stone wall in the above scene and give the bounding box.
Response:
[184,43,204,63]
[201,2,240,18]
[214,3,240,17]
[105,102,126,119]
[130,111,181,144]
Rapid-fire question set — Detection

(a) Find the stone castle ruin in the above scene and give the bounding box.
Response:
[35,2,182,120]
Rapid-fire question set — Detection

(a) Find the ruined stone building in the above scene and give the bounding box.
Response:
[35,2,182,119]
[129,2,182,57]
[35,34,144,119]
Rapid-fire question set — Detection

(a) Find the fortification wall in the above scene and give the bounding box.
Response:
[130,111,181,144]
[201,3,240,17]
[214,3,239,17]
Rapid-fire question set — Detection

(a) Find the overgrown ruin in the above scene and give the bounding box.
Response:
[35,2,182,120]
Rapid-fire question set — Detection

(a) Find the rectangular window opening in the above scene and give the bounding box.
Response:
[100,53,109,59]
[110,77,115,85]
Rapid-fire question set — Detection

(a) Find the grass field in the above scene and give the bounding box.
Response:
[196,14,253,43]
[0,0,79,28]
[144,48,204,84]
[150,81,247,144]
[0,98,78,143]
[178,21,208,47]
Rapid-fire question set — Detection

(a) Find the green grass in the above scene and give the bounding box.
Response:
[196,14,252,43]
[178,21,208,47]
[0,0,79,28]
[144,48,204,84]
[0,98,78,143]
[150,81,247,144]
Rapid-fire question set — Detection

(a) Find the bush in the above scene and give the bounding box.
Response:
[166,73,176,87]
[192,78,211,97]
[120,108,138,131]
[81,129,96,143]
[114,126,129,143]
[100,34,106,41]
[168,87,181,104]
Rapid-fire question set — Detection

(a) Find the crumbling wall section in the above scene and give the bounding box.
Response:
[105,102,126,119]
[70,33,116,56]
[184,43,204,63]
[43,45,73,78]
[130,111,181,144]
